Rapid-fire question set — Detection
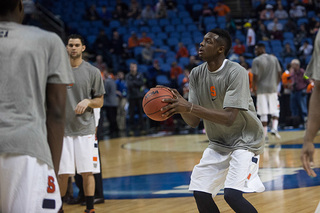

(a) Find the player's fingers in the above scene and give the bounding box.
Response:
[301,154,317,177]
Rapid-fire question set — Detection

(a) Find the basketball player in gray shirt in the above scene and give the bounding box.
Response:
[0,0,74,212]
[252,43,282,141]
[161,29,265,213]
[301,30,320,178]
[58,34,105,213]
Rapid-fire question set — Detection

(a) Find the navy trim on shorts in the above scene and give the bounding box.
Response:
[42,199,55,209]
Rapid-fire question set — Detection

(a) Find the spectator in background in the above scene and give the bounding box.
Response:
[283,18,298,33]
[186,55,200,71]
[127,0,141,19]
[141,4,155,20]
[139,31,153,47]
[100,69,119,138]
[126,62,145,136]
[147,59,162,88]
[244,22,256,54]
[280,64,293,127]
[86,4,99,21]
[22,0,36,25]
[267,18,283,31]
[290,59,309,126]
[256,21,270,41]
[93,55,107,76]
[156,0,167,18]
[281,43,297,58]
[294,24,309,48]
[260,4,274,20]
[274,4,288,19]
[202,2,213,17]
[213,1,231,17]
[289,2,306,19]
[182,68,190,99]
[93,30,111,66]
[112,4,128,24]
[176,42,189,59]
[166,0,177,10]
[232,38,246,55]
[98,5,112,25]
[299,40,313,67]
[170,61,183,89]
[115,71,127,131]
[116,0,129,13]
[109,30,125,72]
[270,25,283,40]
[141,43,166,65]
[255,0,267,18]
[127,31,140,57]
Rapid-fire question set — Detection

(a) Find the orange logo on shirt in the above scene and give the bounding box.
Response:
[210,86,216,97]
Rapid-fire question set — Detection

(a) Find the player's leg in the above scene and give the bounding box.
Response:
[189,148,230,213]
[224,188,257,213]
[0,154,61,213]
[256,94,269,140]
[193,191,219,213]
[58,136,76,211]
[269,93,281,138]
[224,150,265,213]
[75,135,96,212]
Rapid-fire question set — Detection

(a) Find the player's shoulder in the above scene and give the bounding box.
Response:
[19,24,62,42]
[190,62,206,74]
[225,60,247,75]
[82,61,101,74]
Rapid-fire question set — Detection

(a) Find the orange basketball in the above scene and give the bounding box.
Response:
[142,87,174,121]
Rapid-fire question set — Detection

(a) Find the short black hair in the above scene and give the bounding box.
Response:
[256,43,266,48]
[0,0,20,15]
[67,34,85,45]
[209,28,232,56]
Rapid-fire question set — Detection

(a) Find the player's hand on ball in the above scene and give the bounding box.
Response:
[161,89,192,118]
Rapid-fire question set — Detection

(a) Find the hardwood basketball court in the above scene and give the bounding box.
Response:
[64,129,320,213]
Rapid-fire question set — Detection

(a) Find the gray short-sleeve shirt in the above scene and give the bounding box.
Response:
[251,53,282,94]
[306,31,320,81]
[0,23,74,168]
[64,61,105,136]
[189,60,264,155]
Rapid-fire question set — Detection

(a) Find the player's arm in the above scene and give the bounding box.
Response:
[75,95,104,114]
[46,83,67,176]
[162,89,239,128]
[301,80,320,177]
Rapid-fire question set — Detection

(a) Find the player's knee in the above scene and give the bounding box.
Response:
[193,190,213,204]
[224,188,242,204]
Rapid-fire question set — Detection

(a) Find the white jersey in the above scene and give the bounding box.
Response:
[0,22,74,168]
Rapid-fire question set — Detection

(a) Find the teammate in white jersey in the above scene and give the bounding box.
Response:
[160,29,265,213]
[0,0,74,212]
[301,30,320,178]
[58,34,105,213]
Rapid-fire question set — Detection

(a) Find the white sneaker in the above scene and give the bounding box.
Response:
[270,129,281,139]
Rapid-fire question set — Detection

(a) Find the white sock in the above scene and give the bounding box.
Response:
[272,119,279,131]
[263,126,268,138]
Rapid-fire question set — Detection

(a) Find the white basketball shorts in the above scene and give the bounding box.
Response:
[0,154,61,213]
[58,134,100,175]
[256,93,280,116]
[189,148,265,196]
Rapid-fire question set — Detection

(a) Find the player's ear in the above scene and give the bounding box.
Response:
[82,45,86,52]
[218,46,224,54]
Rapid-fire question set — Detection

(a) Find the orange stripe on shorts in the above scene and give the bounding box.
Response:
[93,157,98,162]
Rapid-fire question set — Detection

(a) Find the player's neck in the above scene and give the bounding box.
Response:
[70,58,83,68]
[207,58,225,72]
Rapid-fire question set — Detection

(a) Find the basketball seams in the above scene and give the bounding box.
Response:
[143,94,173,108]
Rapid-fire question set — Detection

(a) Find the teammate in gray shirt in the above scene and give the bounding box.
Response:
[58,34,105,213]
[252,43,282,141]
[161,29,265,213]
[0,0,74,212]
